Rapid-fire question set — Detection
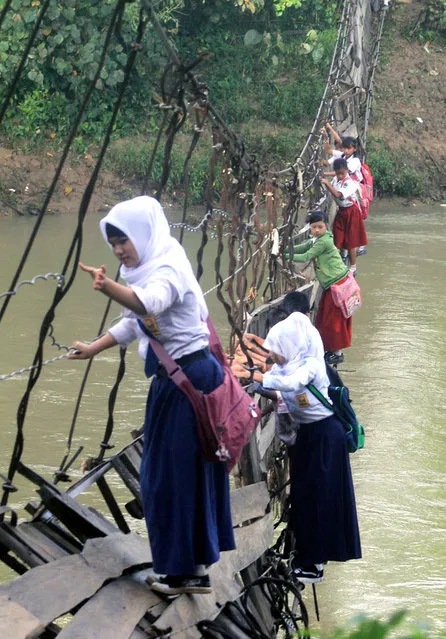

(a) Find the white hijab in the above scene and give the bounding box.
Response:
[263,312,324,367]
[99,196,208,318]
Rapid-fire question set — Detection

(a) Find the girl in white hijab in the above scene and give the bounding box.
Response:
[238,312,361,584]
[70,196,235,595]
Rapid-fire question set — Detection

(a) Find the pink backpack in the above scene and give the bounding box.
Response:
[351,162,374,220]
[356,182,371,220]
[330,271,362,318]
[361,163,374,202]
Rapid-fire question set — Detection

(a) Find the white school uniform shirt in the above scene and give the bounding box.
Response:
[109,269,209,361]
[262,313,333,424]
[329,150,363,182]
[332,175,359,208]
[263,356,333,424]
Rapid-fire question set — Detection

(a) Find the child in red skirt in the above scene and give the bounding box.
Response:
[286,210,352,366]
[321,158,367,275]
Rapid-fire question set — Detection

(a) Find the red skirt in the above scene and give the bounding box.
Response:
[333,203,368,249]
[315,286,352,352]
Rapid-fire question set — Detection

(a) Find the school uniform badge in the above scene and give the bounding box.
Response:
[296,393,310,408]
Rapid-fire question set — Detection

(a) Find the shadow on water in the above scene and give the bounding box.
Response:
[0,203,445,634]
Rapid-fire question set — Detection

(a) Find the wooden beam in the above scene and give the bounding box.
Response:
[96,477,131,534]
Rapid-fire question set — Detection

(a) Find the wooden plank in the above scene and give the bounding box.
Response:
[17,523,72,561]
[0,523,52,568]
[0,533,152,626]
[231,512,273,574]
[111,458,141,501]
[230,482,269,527]
[32,520,83,555]
[154,513,273,637]
[97,477,131,533]
[0,596,44,639]
[256,413,276,463]
[38,484,118,541]
[122,446,142,475]
[57,577,163,639]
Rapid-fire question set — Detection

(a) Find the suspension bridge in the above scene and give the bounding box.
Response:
[0,0,387,636]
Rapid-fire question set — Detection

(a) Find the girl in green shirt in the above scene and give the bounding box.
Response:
[287,210,351,366]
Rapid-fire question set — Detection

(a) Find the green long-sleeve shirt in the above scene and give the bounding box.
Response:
[291,232,349,290]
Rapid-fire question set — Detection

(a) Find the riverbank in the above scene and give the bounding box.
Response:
[0,140,445,221]
[366,0,446,201]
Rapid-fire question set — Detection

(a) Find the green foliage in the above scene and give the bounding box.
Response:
[0,0,342,201]
[367,145,427,198]
[299,611,440,639]
[0,0,176,146]
[423,0,446,33]
[105,134,216,204]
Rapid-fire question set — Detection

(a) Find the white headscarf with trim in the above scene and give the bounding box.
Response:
[99,195,208,318]
[263,312,324,366]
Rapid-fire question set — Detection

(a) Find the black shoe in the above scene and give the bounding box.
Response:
[151,574,212,595]
[324,351,344,366]
[293,563,324,584]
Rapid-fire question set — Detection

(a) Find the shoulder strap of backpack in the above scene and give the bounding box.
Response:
[306,383,334,411]
[137,318,200,396]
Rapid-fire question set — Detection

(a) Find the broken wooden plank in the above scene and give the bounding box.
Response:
[17,522,72,561]
[154,513,273,637]
[97,477,131,534]
[0,596,45,639]
[38,484,118,541]
[57,576,163,639]
[230,482,269,527]
[0,533,152,627]
[121,445,142,475]
[256,413,276,463]
[111,458,141,501]
[231,512,273,573]
[0,523,52,568]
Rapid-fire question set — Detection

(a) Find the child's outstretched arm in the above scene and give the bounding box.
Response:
[79,262,146,315]
[320,127,333,156]
[69,333,118,360]
[325,122,342,147]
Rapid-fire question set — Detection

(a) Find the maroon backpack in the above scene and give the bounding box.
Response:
[147,319,262,471]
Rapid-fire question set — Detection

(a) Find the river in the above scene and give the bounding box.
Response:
[0,202,445,636]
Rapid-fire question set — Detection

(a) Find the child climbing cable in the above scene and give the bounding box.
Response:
[321,158,368,274]
[285,210,353,366]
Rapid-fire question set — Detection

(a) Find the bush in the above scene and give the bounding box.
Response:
[367,147,427,198]
[301,610,441,639]
[106,133,217,204]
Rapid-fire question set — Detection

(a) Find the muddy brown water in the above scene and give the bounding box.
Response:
[0,203,445,635]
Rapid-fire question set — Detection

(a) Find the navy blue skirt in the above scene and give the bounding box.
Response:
[140,350,236,575]
[288,414,361,565]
